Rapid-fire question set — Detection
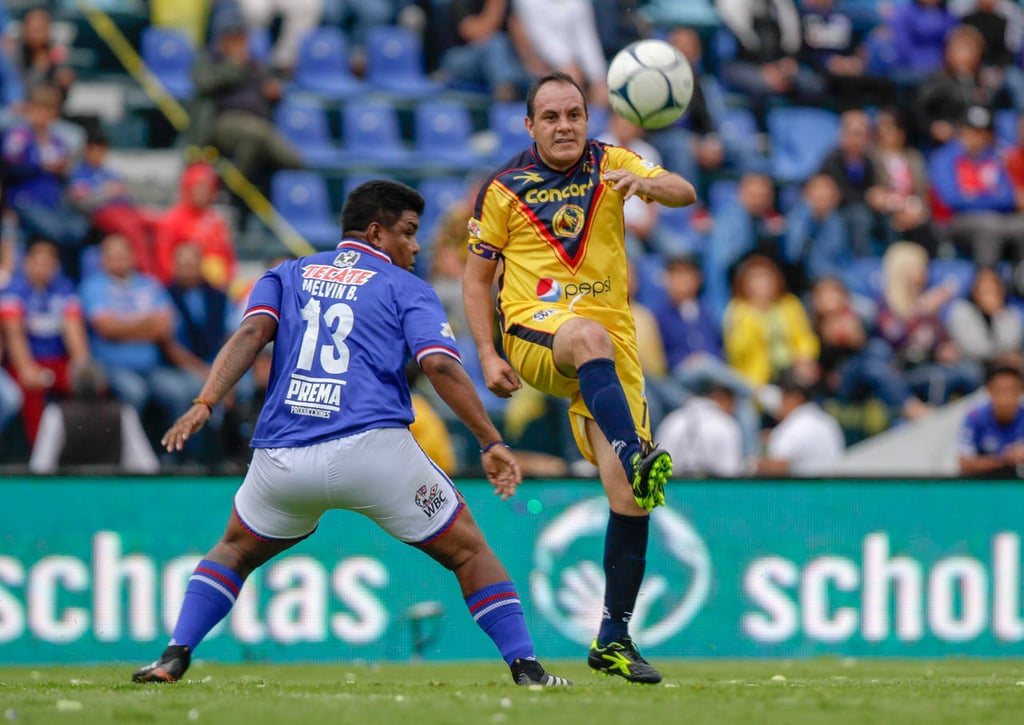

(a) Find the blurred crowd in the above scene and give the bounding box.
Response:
[2,0,1024,476]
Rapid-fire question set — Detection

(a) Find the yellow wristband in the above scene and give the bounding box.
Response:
[192,398,214,413]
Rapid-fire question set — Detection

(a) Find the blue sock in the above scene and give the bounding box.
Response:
[577,358,641,474]
[169,559,245,650]
[465,581,535,665]
[598,511,649,646]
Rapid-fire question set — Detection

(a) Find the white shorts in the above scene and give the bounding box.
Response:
[234,427,463,544]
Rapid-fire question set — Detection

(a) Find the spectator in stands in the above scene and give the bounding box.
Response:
[191,16,303,187]
[876,241,982,404]
[509,0,608,104]
[948,267,1023,366]
[655,380,744,478]
[406,360,457,475]
[325,0,397,69]
[1,83,89,270]
[153,162,236,290]
[165,242,230,370]
[0,333,24,441]
[80,233,202,423]
[67,127,154,274]
[955,0,1023,108]
[875,106,937,253]
[930,105,1024,267]
[0,236,89,442]
[784,173,852,283]
[705,173,786,316]
[647,27,726,187]
[958,359,1024,476]
[818,109,890,257]
[723,254,820,388]
[811,276,932,421]
[916,24,1004,148]
[798,0,895,110]
[0,39,25,128]
[12,8,74,105]
[714,0,824,130]
[233,0,324,73]
[886,0,958,84]
[1005,112,1024,200]
[28,359,160,474]
[756,366,845,476]
[434,0,526,101]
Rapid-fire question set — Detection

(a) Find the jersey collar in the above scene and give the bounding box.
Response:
[337,239,393,264]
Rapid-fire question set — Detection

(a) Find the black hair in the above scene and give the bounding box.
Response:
[25,234,57,252]
[525,71,588,120]
[341,180,425,235]
[986,360,1024,384]
[85,126,110,147]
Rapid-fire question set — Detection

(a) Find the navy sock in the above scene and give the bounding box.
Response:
[577,358,640,474]
[598,511,650,646]
[466,581,535,665]
[170,559,244,650]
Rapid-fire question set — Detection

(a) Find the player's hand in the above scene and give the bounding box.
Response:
[161,403,211,452]
[482,443,521,500]
[482,356,522,398]
[602,169,647,201]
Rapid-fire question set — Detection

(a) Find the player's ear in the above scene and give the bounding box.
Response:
[524,115,535,139]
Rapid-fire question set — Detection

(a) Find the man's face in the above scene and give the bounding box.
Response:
[525,82,588,171]
[173,244,204,287]
[24,243,58,287]
[989,372,1023,424]
[372,211,421,272]
[101,236,136,278]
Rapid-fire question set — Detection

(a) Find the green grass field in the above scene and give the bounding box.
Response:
[2,659,1024,724]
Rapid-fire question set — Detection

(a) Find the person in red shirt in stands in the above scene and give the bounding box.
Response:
[152,162,237,290]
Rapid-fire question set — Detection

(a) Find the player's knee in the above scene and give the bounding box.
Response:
[568,319,614,363]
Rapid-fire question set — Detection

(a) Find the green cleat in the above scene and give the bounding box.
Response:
[629,445,671,511]
[588,637,662,684]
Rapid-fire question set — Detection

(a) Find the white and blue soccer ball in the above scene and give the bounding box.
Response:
[606,39,694,130]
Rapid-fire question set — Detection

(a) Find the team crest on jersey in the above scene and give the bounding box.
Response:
[536,278,561,302]
[467,218,482,239]
[552,204,585,239]
[440,322,455,340]
[533,307,558,321]
[415,483,448,519]
[333,250,360,267]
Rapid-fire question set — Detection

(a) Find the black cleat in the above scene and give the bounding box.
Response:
[510,658,573,686]
[629,444,671,511]
[588,638,662,684]
[132,644,191,683]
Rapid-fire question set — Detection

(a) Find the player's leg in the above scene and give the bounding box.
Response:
[132,510,306,683]
[551,318,670,510]
[582,416,662,684]
[416,506,572,686]
[134,446,326,683]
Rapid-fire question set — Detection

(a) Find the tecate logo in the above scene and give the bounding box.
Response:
[536,278,562,302]
[530,497,711,647]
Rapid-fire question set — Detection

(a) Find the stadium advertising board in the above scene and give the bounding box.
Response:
[2,479,1024,663]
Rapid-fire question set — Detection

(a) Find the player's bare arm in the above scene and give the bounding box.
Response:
[462,253,522,398]
[601,169,696,206]
[420,352,521,500]
[161,314,277,451]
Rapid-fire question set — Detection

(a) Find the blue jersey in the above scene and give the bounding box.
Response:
[958,401,1024,457]
[244,240,460,448]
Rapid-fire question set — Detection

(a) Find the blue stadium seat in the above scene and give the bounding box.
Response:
[141,27,194,100]
[707,178,738,214]
[366,26,441,99]
[271,171,342,249]
[588,106,611,137]
[640,0,719,29]
[341,101,414,169]
[488,102,530,160]
[841,256,884,301]
[767,107,840,184]
[929,258,976,299]
[995,109,1019,146]
[418,176,467,242]
[414,100,479,169]
[274,98,347,170]
[292,27,366,101]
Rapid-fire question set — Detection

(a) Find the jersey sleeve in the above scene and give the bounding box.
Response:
[604,145,667,203]
[467,176,514,259]
[399,281,461,365]
[242,270,283,323]
[0,284,25,320]
[957,413,982,457]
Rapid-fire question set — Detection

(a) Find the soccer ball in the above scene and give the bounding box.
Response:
[606,39,694,130]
